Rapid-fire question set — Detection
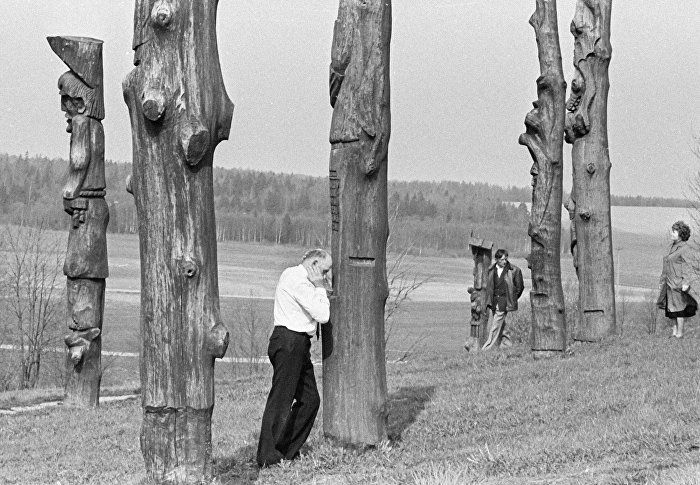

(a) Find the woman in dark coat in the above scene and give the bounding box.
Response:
[657,221,698,338]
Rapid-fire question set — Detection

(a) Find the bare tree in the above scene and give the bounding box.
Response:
[644,288,660,335]
[3,222,62,389]
[232,291,266,377]
[384,244,430,362]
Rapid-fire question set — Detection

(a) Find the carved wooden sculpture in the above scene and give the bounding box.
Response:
[464,237,493,351]
[123,0,233,482]
[48,36,109,407]
[565,0,615,341]
[518,0,567,355]
[564,196,579,275]
[322,0,391,446]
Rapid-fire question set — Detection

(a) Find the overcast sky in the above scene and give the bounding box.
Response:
[0,1,698,197]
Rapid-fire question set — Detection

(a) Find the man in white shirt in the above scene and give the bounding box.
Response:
[257,249,332,467]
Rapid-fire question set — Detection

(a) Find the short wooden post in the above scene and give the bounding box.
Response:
[48,36,109,407]
[464,238,493,351]
[322,0,392,446]
[123,0,233,481]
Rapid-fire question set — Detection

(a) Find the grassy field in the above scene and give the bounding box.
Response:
[1,311,698,484]
[1,227,700,483]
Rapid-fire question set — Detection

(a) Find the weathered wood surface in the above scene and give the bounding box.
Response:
[518,0,567,354]
[565,0,615,341]
[322,0,391,446]
[123,0,233,482]
[464,238,493,351]
[48,35,109,407]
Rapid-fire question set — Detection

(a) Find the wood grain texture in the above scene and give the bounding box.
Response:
[123,0,233,481]
[565,0,616,341]
[48,36,109,407]
[322,0,391,446]
[518,0,567,353]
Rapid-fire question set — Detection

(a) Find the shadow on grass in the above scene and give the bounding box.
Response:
[214,443,260,484]
[387,385,435,442]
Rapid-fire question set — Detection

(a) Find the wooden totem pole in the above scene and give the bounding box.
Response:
[49,36,109,407]
[518,0,567,355]
[564,0,615,341]
[464,237,493,351]
[323,0,391,446]
[123,0,233,482]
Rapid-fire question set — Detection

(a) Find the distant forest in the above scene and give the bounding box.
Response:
[0,153,692,256]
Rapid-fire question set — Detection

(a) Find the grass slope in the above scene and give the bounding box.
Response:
[1,321,698,484]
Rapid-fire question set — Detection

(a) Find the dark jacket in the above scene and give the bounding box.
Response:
[657,240,699,312]
[485,261,524,312]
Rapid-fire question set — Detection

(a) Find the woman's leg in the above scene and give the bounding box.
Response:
[672,319,678,337]
[676,317,685,338]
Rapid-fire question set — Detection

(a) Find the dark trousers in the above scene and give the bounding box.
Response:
[257,326,320,467]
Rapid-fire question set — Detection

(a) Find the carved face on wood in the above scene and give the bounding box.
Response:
[58,71,98,130]
[60,95,85,132]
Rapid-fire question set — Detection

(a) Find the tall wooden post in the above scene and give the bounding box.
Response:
[49,36,109,407]
[565,0,615,341]
[123,0,233,482]
[464,238,492,351]
[322,0,391,446]
[518,0,567,355]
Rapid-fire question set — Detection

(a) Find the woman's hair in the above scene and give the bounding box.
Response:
[672,220,691,241]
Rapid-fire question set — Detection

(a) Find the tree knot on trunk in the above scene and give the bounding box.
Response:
[141,88,166,122]
[205,322,229,359]
[150,0,175,29]
[179,116,210,167]
[180,258,200,279]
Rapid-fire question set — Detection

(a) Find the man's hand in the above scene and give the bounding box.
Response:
[323,270,333,294]
[307,264,326,289]
[682,284,690,292]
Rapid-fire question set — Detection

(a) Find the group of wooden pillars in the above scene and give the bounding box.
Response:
[49,0,392,483]
[470,1,615,357]
[48,0,616,482]
[486,0,615,357]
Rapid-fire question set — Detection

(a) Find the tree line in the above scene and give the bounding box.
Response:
[0,152,689,256]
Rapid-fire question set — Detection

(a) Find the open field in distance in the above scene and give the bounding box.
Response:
[1,206,699,483]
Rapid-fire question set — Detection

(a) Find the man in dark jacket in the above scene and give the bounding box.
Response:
[482,249,524,350]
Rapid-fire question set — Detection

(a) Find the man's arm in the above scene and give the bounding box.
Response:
[292,281,330,324]
[514,268,525,299]
[63,115,90,200]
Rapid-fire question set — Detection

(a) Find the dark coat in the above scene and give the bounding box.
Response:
[485,261,524,312]
[657,240,699,312]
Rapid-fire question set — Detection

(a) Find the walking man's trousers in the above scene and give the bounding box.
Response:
[257,326,320,467]
[482,310,512,350]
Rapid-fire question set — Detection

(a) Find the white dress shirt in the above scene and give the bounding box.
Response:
[274,264,330,336]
